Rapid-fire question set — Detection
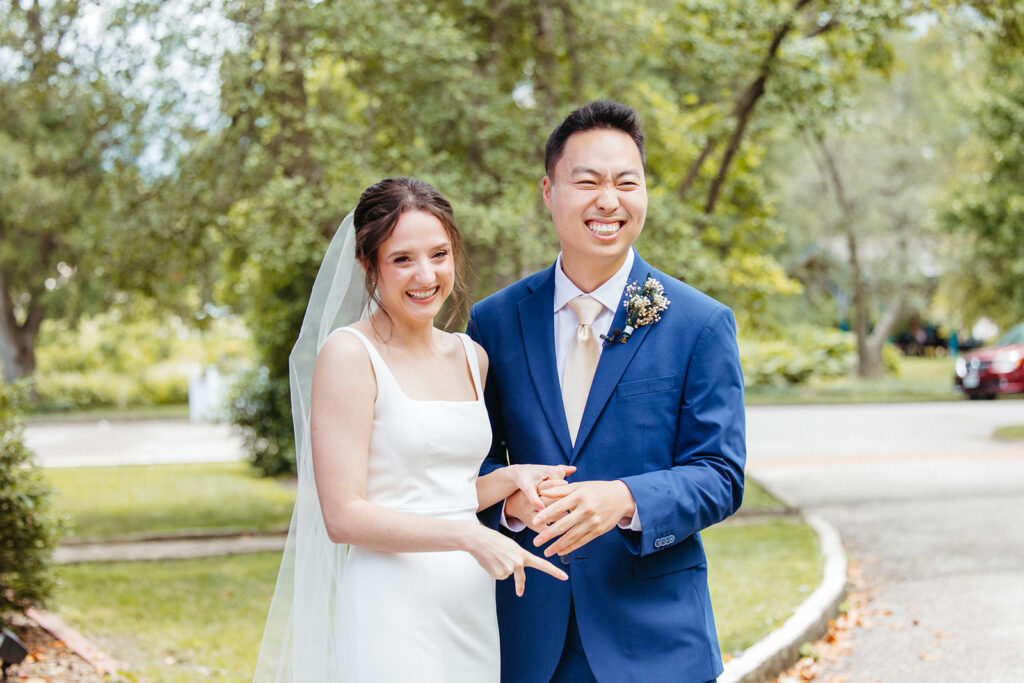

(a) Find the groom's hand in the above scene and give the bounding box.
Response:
[505,475,572,534]
[504,490,546,533]
[530,480,636,556]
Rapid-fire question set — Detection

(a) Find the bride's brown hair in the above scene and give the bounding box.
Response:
[353,177,470,330]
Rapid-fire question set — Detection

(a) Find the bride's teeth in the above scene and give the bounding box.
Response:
[408,288,437,300]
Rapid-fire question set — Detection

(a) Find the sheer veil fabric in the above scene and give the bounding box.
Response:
[253,211,370,682]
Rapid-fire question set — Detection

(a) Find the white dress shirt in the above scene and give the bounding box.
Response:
[502,250,642,532]
[552,249,634,384]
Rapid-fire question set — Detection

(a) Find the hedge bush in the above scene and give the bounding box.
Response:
[739,327,898,387]
[32,309,253,412]
[0,382,61,625]
[228,367,295,477]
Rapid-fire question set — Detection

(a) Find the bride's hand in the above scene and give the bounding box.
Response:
[507,464,576,514]
[466,525,568,596]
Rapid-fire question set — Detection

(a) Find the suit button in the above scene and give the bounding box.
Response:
[560,555,570,565]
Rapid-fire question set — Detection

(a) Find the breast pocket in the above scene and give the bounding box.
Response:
[616,374,677,399]
[611,375,679,472]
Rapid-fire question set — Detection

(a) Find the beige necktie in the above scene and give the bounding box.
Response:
[562,295,604,444]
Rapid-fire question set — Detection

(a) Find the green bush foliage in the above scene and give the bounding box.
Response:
[0,382,61,624]
[32,308,254,412]
[228,367,295,477]
[739,327,898,387]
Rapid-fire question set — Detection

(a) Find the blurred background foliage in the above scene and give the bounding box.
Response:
[1,0,1022,474]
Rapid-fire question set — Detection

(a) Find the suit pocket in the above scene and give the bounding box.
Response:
[616,374,677,398]
[633,535,706,581]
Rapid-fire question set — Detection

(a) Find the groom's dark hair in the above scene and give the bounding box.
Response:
[544,100,646,176]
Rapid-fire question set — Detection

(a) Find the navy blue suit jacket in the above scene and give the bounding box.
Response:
[468,251,746,683]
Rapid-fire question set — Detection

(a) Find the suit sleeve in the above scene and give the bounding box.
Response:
[619,306,746,557]
[467,306,510,529]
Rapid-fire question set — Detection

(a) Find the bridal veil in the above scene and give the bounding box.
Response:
[253,211,368,682]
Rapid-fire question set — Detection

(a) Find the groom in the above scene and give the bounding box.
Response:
[468,100,746,682]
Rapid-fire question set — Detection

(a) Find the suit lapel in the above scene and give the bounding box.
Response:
[517,265,573,460]
[571,252,653,461]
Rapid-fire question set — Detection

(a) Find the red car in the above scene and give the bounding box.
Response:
[954,322,1024,399]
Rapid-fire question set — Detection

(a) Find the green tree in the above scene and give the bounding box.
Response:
[165,0,928,472]
[0,1,143,382]
[771,30,967,376]
[940,3,1024,328]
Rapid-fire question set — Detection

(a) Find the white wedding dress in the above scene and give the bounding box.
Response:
[333,328,500,682]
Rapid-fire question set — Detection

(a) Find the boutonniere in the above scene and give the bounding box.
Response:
[603,274,670,345]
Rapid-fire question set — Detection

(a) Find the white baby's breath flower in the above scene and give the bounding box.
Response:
[617,275,670,343]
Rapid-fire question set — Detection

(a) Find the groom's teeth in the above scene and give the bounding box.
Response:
[587,221,621,236]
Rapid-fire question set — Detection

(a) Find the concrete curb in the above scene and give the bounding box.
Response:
[25,607,120,675]
[54,531,287,564]
[719,513,847,683]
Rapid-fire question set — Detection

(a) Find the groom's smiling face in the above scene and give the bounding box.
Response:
[543,128,647,290]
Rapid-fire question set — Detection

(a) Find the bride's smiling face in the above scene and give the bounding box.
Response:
[371,210,455,323]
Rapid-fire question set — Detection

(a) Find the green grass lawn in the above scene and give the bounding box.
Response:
[746,355,962,405]
[994,424,1024,441]
[44,462,295,540]
[45,461,782,541]
[738,478,790,513]
[54,553,279,682]
[706,518,822,656]
[43,462,815,679]
[52,513,816,681]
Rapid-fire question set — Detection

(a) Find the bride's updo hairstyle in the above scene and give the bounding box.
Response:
[353,177,470,329]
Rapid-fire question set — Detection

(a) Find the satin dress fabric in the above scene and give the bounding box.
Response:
[332,328,499,682]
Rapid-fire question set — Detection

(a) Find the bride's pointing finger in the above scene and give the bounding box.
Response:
[525,553,568,582]
[514,566,526,597]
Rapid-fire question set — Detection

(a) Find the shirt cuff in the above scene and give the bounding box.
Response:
[618,509,642,531]
[500,502,527,532]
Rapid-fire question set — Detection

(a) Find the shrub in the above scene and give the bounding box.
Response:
[0,382,61,625]
[32,309,253,412]
[228,367,295,477]
[739,327,859,387]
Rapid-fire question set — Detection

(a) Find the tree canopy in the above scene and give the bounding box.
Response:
[939,2,1024,329]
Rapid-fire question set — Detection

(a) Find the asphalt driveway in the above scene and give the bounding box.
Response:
[747,401,1024,682]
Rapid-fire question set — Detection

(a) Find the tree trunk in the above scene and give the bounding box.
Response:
[813,135,887,379]
[862,297,907,377]
[0,272,42,382]
[845,228,876,377]
[703,0,816,215]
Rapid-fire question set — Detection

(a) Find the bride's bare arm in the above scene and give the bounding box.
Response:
[310,332,566,593]
[476,464,576,511]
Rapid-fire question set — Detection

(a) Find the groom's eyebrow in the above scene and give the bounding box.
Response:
[569,166,642,179]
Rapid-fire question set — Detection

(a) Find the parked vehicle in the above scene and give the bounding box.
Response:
[954,322,1024,399]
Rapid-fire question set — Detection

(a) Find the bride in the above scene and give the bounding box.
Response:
[254,177,568,682]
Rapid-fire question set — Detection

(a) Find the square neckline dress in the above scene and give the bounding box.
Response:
[332,328,500,682]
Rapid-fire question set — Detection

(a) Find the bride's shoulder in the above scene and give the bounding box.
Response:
[317,327,371,365]
[444,331,489,379]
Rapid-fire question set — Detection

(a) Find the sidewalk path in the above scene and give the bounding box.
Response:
[25,418,245,468]
[55,531,287,564]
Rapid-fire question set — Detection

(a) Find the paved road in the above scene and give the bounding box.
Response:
[747,401,1024,682]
